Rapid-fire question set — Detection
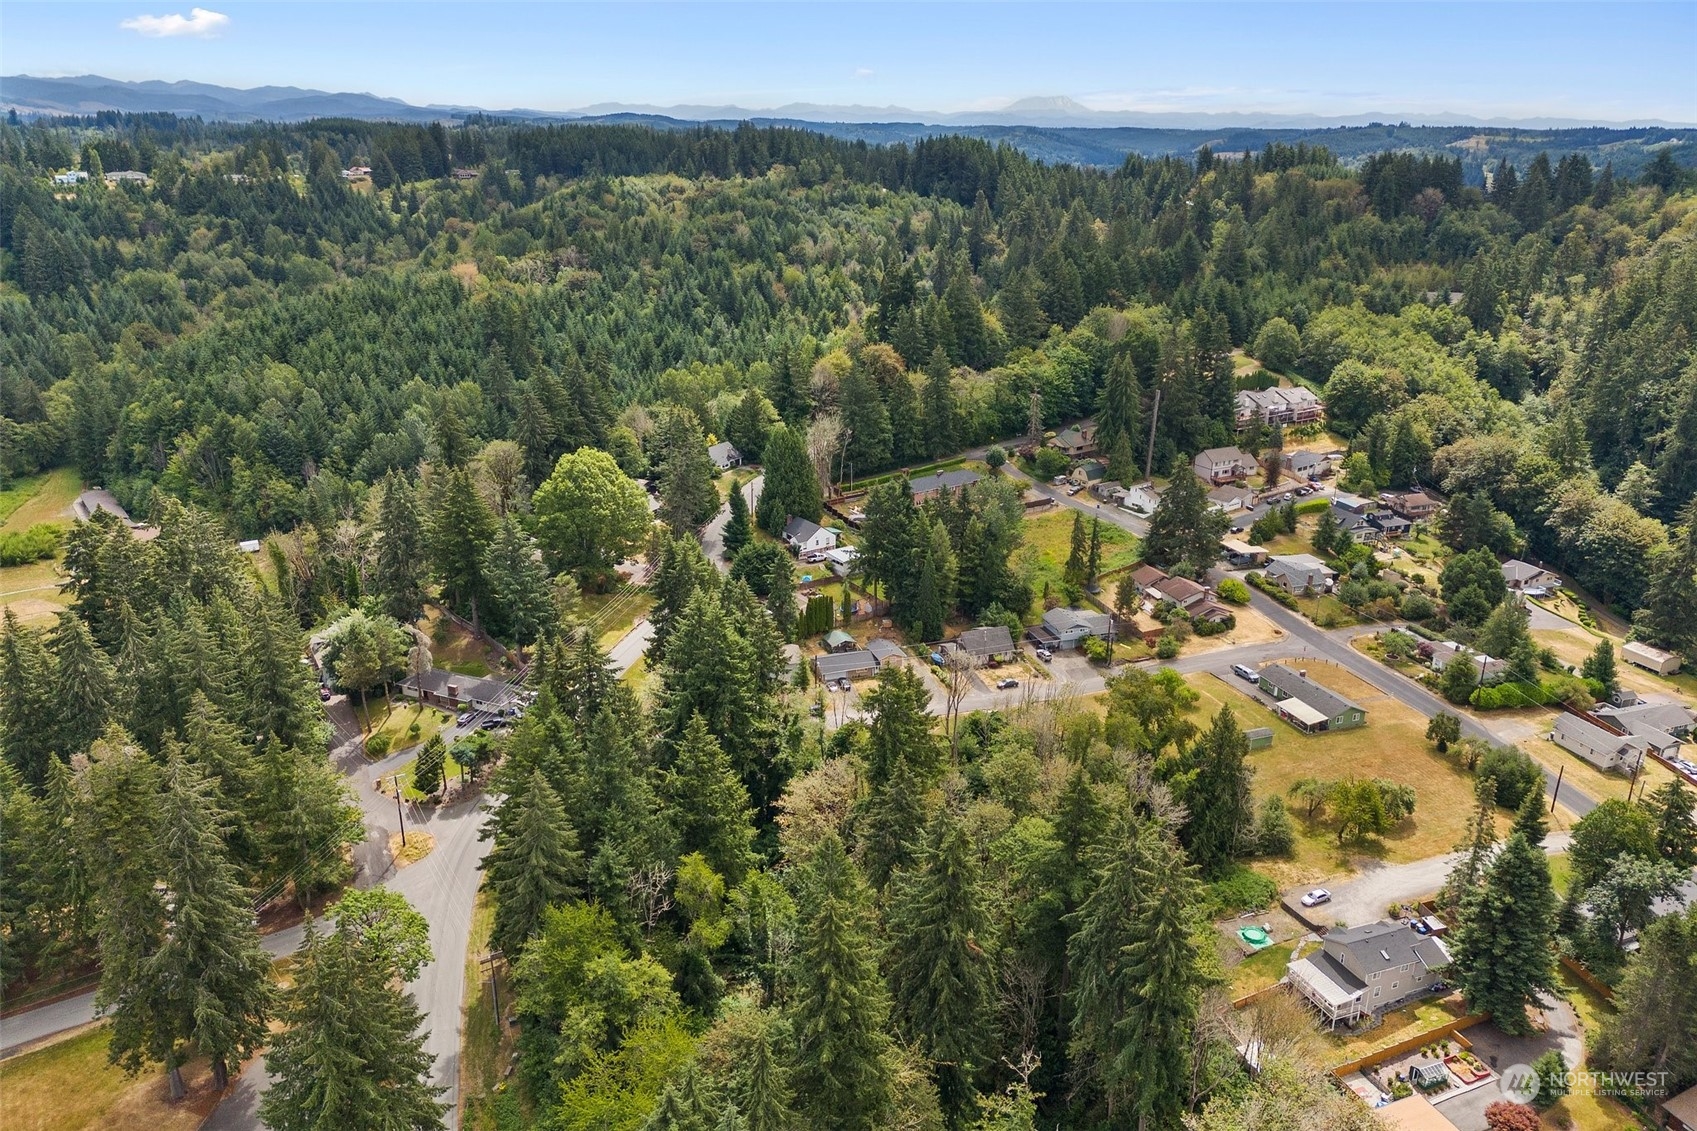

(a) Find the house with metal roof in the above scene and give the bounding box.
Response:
[1257,664,1365,732]
[1286,920,1451,1027]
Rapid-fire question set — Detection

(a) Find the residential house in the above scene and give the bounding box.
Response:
[1551,713,1652,774]
[1234,386,1325,428]
[341,166,373,180]
[1148,576,1209,611]
[707,441,742,470]
[1331,491,1375,514]
[1049,424,1098,458]
[865,639,907,668]
[1067,460,1107,489]
[1257,664,1367,731]
[1119,482,1163,516]
[52,170,89,185]
[909,469,981,502]
[1031,607,1114,651]
[956,625,1017,663]
[1129,564,1170,593]
[1207,484,1256,515]
[1193,446,1251,484]
[1368,511,1413,539]
[1662,1084,1697,1131]
[1263,554,1336,594]
[1220,538,1269,568]
[1501,559,1560,593]
[104,171,150,185]
[1623,641,1682,676]
[451,167,480,180]
[1287,920,1451,1028]
[1594,702,1694,758]
[782,516,838,555]
[399,668,518,713]
[1281,449,1325,480]
[814,650,878,682]
[1192,599,1235,624]
[823,629,858,653]
[1329,501,1380,541]
[1426,641,1507,683]
[1091,481,1128,505]
[71,488,160,541]
[1385,490,1440,520]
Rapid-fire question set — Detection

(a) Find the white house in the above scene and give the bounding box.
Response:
[707,441,742,471]
[823,546,860,576]
[1119,482,1163,516]
[1551,713,1652,774]
[1427,641,1508,683]
[53,170,90,186]
[1207,484,1256,515]
[782,517,838,556]
[1501,559,1559,594]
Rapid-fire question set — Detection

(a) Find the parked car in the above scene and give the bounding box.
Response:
[1035,647,1053,662]
[1296,485,1313,496]
[930,652,946,666]
[1232,663,1258,682]
[1299,888,1332,907]
[319,685,332,701]
[996,678,1019,690]
[479,717,505,731]
[456,711,473,725]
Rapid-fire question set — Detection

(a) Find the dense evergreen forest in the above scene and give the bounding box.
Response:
[1,113,1696,1130]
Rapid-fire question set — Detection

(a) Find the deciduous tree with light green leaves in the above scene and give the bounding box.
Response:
[534,447,653,582]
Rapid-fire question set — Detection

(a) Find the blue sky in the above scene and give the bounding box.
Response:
[4,2,1694,122]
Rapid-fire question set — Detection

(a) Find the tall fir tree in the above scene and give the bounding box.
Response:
[755,423,823,537]
[1448,831,1557,1035]
[1143,456,1228,575]
[0,609,58,788]
[657,408,722,531]
[480,515,557,647]
[790,835,892,1131]
[723,485,752,559]
[481,768,585,957]
[1173,707,1255,878]
[664,714,756,885]
[921,348,959,459]
[885,812,995,1126]
[50,609,114,760]
[261,923,446,1131]
[429,465,498,626]
[374,471,429,624]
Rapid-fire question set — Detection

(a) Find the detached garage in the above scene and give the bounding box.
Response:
[1622,641,1682,676]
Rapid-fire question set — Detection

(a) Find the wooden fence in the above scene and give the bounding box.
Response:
[1559,954,1616,1000]
[1328,1012,1487,1078]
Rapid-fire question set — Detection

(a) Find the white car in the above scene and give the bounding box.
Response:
[1299,888,1332,907]
[1232,663,1258,682]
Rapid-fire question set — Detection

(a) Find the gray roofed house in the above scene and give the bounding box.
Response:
[1594,702,1695,739]
[707,441,742,470]
[909,469,981,501]
[1049,424,1098,457]
[1263,554,1336,594]
[73,488,131,523]
[1257,664,1365,731]
[814,650,878,682]
[1207,484,1256,514]
[1368,511,1412,538]
[957,625,1016,661]
[1282,449,1324,478]
[865,638,906,667]
[1501,559,1559,592]
[1551,712,1653,773]
[1193,446,1251,484]
[1329,500,1379,539]
[782,516,838,554]
[1031,606,1114,650]
[399,667,518,712]
[1286,920,1451,1027]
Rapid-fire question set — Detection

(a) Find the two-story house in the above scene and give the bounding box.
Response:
[1287,920,1451,1028]
[1192,446,1251,484]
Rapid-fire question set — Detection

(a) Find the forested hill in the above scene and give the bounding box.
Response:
[2,114,1695,622]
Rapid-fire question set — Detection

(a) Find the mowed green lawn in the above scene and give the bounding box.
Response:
[0,1024,219,1131]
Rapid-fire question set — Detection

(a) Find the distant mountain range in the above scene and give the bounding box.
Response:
[3,74,1692,175]
[5,74,1692,131]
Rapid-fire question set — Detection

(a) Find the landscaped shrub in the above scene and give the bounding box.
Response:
[1193,615,1233,636]
[1478,745,1544,810]
[1155,633,1180,659]
[1399,591,1437,620]
[1216,577,1251,605]
[1246,572,1299,609]
[365,732,394,757]
[1294,498,1330,516]
[1080,635,1110,663]
[1205,865,1277,916]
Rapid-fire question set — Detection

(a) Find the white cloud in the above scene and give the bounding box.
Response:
[853,67,874,78]
[120,7,229,38]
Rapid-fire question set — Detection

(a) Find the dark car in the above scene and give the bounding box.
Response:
[996,678,1019,690]
[318,685,332,701]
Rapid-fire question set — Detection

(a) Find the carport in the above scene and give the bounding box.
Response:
[1272,697,1328,733]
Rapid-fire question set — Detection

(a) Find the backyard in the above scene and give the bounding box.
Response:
[1019,507,1139,617]
[0,1023,222,1131]
[1322,993,1474,1066]
[0,467,81,626]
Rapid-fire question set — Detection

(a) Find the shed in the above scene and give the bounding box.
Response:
[1663,1083,1697,1131]
[1622,641,1682,675]
[823,629,857,653]
[1245,726,1274,750]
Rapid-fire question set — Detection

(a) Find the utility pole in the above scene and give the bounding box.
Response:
[393,774,408,847]
[1143,388,1162,483]
[1549,765,1563,814]
[480,951,504,1029]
